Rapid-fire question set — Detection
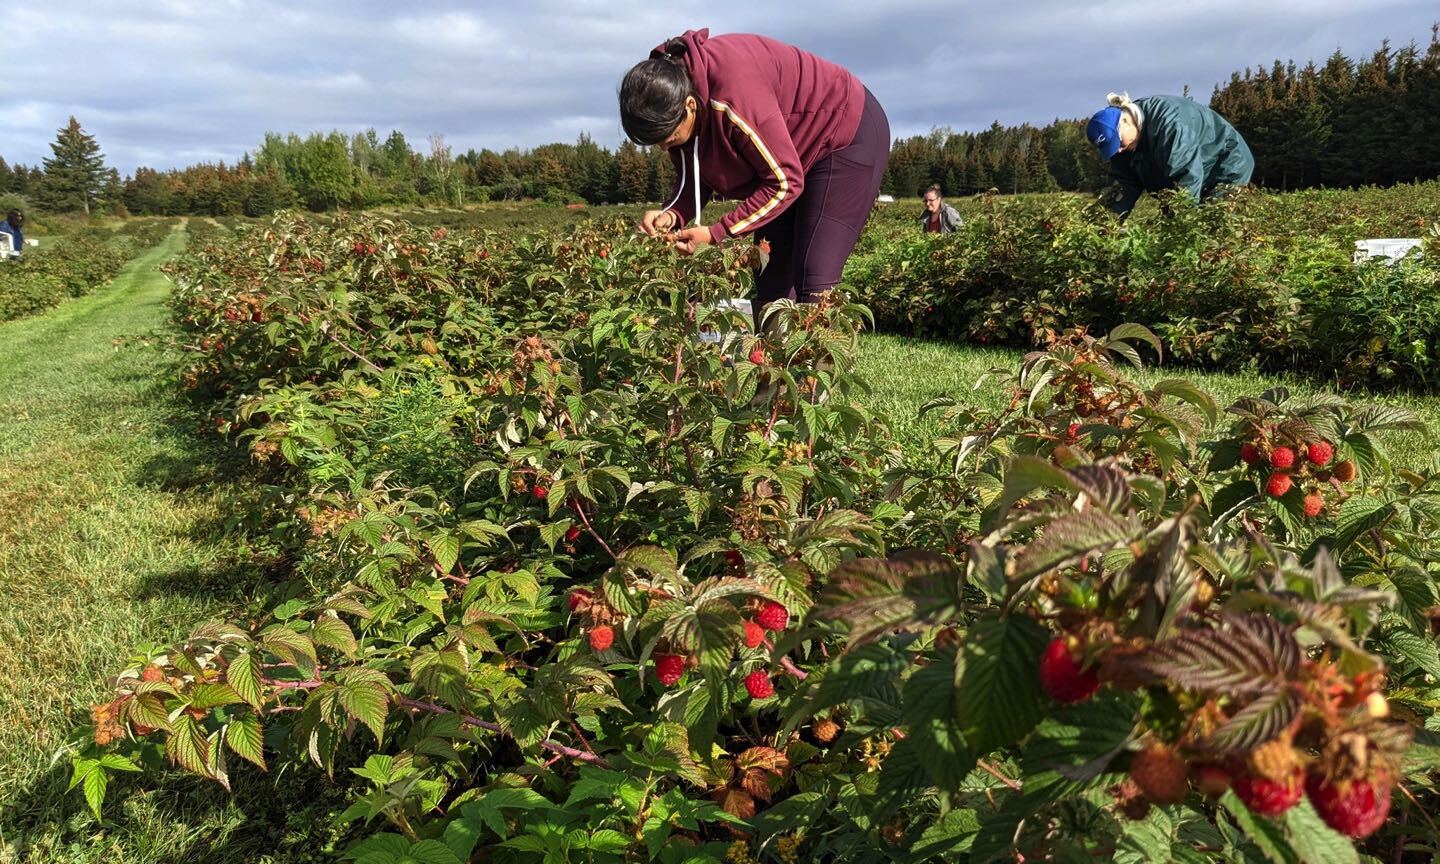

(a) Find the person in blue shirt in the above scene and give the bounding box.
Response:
[1087,93,1253,218]
[0,209,24,257]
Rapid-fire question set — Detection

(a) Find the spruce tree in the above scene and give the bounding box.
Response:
[40,116,108,216]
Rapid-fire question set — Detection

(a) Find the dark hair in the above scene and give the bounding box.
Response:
[924,184,943,198]
[5,209,21,223]
[619,46,696,146]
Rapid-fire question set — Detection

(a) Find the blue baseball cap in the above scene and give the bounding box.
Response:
[1087,106,1124,160]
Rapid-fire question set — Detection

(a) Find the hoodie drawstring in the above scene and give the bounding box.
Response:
[660,139,702,228]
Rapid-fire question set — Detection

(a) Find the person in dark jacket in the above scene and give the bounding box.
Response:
[920,185,962,234]
[1086,92,1254,218]
[0,209,24,257]
[619,29,890,321]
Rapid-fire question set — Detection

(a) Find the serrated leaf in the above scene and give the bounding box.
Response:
[955,614,1050,757]
[260,624,318,673]
[1149,378,1217,423]
[1333,496,1394,553]
[1107,322,1163,360]
[428,532,461,575]
[459,788,556,840]
[336,668,392,746]
[903,656,974,791]
[985,456,1079,531]
[817,550,965,648]
[909,807,980,861]
[226,651,264,710]
[1136,613,1300,696]
[1011,509,1135,584]
[311,614,358,658]
[406,840,462,864]
[225,714,266,770]
[584,830,631,853]
[602,571,643,616]
[786,642,907,730]
[82,767,107,819]
[188,683,244,711]
[538,520,570,552]
[1282,799,1358,864]
[1384,627,1440,678]
[1349,404,1423,434]
[1220,790,1298,864]
[166,714,214,778]
[617,545,678,580]
[1206,690,1301,754]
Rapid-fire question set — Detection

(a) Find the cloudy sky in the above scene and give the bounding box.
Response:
[3,1,1436,174]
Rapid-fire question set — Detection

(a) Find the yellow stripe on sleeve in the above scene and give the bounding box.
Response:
[710,99,788,234]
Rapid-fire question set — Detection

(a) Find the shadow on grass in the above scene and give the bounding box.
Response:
[0,376,338,861]
[1,757,351,864]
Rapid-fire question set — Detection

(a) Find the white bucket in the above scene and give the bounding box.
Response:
[697,297,753,344]
[1353,238,1423,265]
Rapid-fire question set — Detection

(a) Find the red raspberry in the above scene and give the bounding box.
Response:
[1265,472,1292,498]
[1066,423,1080,441]
[1333,460,1357,483]
[756,601,789,632]
[1130,744,1189,805]
[1302,493,1324,518]
[567,588,592,612]
[744,670,774,699]
[1232,767,1303,817]
[743,620,765,649]
[1039,638,1101,704]
[1306,440,1334,466]
[588,625,614,652]
[654,654,685,686]
[724,549,744,569]
[140,665,166,683]
[749,348,767,365]
[1305,771,1392,839]
[1193,763,1231,797]
[532,485,549,500]
[1239,442,1261,465]
[1268,447,1296,469]
[565,525,582,543]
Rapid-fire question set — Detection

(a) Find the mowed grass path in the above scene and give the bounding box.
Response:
[0,228,338,863]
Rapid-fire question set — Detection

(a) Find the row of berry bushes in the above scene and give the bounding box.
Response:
[847,186,1440,389]
[0,220,174,321]
[63,213,1440,862]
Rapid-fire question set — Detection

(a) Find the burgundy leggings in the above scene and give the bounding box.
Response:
[753,87,890,311]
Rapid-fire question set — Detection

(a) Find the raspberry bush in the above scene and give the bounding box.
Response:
[66,212,1440,862]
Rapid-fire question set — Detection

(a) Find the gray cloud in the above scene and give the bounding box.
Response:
[2,0,1435,174]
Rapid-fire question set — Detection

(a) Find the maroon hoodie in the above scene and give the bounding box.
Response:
[655,29,866,244]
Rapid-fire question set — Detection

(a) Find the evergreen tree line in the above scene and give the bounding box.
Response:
[1210,25,1440,189]
[3,27,1436,217]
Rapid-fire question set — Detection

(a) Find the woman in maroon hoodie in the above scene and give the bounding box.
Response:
[619,29,889,326]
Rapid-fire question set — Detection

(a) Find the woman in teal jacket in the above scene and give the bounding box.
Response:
[1086,92,1254,217]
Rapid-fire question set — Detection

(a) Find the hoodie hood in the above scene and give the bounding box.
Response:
[651,28,712,111]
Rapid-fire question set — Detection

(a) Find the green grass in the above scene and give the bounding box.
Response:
[0,226,341,863]
[855,333,1440,462]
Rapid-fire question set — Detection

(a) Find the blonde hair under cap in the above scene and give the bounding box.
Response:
[1107,92,1144,131]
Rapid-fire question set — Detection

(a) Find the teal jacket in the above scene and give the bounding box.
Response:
[1107,96,1254,216]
